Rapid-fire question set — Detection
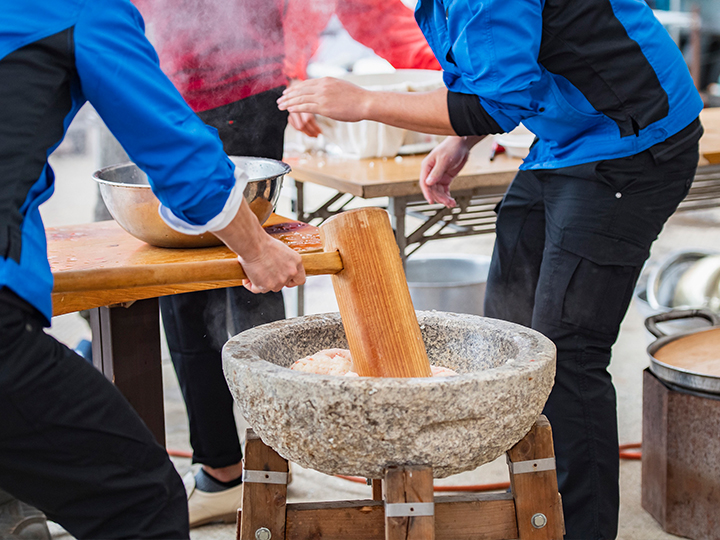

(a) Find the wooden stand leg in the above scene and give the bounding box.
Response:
[506,415,565,539]
[372,479,383,501]
[238,429,289,540]
[384,466,435,540]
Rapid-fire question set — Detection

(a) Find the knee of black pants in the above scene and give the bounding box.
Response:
[0,316,190,539]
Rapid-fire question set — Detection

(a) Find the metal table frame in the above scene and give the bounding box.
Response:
[295,163,720,250]
[295,180,504,260]
[292,163,720,315]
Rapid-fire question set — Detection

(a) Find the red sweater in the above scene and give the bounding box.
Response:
[133,0,439,112]
[284,0,440,80]
[133,0,287,112]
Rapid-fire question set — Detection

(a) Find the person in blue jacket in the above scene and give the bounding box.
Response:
[278,1,703,538]
[0,0,305,538]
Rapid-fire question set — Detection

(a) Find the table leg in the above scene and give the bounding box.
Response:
[388,196,408,265]
[294,178,306,316]
[89,299,166,445]
[293,178,305,222]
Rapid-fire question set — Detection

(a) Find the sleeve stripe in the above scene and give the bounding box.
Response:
[447,91,504,136]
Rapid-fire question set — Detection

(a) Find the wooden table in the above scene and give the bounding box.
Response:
[699,107,720,165]
[49,214,323,445]
[286,137,518,263]
[287,107,720,264]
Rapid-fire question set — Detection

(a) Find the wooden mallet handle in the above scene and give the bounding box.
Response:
[320,207,432,378]
[52,251,343,293]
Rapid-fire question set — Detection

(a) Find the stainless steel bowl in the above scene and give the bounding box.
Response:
[93,156,289,248]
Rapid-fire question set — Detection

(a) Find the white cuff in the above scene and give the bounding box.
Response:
[158,167,249,235]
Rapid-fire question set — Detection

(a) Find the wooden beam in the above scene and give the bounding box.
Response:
[281,494,518,540]
[239,429,289,540]
[90,300,165,445]
[372,479,383,501]
[385,466,435,540]
[506,416,565,539]
[53,251,343,293]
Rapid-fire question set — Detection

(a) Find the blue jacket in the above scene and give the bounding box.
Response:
[0,0,237,322]
[415,0,704,170]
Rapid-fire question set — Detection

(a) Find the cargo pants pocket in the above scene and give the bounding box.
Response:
[534,237,645,338]
[560,251,642,336]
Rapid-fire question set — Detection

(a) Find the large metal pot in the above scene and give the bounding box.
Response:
[645,249,714,310]
[405,254,490,316]
[646,309,720,396]
[93,156,289,248]
[634,250,718,341]
[673,254,720,310]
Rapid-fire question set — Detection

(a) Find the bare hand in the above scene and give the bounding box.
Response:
[288,111,323,138]
[420,137,484,208]
[277,78,369,122]
[212,199,306,294]
[238,235,306,294]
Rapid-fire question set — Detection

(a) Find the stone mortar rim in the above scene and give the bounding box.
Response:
[223,311,556,386]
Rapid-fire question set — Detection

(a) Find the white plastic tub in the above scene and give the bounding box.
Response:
[285,70,446,159]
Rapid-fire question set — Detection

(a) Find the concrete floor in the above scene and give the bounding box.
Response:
[40,129,719,539]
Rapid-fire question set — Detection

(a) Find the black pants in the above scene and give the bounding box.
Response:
[0,293,189,539]
[484,141,698,539]
[159,87,288,468]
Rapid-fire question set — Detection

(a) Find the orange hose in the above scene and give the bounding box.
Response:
[619,442,642,461]
[337,474,510,493]
[334,443,644,492]
[167,443,644,492]
[167,448,193,459]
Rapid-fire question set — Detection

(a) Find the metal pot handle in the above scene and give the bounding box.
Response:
[644,309,720,338]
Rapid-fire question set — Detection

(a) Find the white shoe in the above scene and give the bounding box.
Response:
[0,496,51,540]
[183,471,243,528]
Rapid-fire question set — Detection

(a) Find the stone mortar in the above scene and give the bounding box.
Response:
[223,311,556,478]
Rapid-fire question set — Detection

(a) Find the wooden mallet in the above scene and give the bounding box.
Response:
[52,207,432,377]
[321,207,432,377]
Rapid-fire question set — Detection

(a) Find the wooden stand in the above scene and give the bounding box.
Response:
[237,416,564,540]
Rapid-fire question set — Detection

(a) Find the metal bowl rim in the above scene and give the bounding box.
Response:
[647,326,720,394]
[92,156,291,187]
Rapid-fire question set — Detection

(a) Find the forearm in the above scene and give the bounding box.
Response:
[362,88,455,135]
[278,79,456,135]
[212,199,306,293]
[212,199,266,260]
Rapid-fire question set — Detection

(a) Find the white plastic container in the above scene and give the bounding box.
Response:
[306,70,446,159]
[494,124,535,159]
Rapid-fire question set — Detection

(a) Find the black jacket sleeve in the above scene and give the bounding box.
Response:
[447,91,504,136]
